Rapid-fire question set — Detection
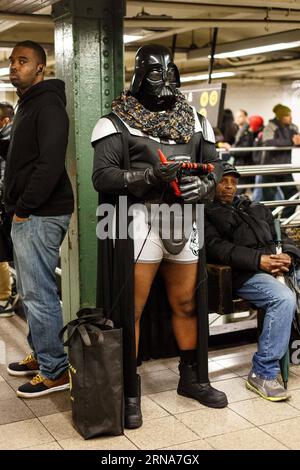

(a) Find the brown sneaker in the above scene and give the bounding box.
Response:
[7,353,39,377]
[17,371,70,398]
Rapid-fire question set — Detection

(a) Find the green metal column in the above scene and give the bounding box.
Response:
[52,0,125,322]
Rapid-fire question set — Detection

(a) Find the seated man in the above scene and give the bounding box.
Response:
[205,162,300,402]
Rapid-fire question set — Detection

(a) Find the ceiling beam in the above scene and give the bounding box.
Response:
[124,17,300,28]
[186,0,300,8]
[131,27,194,44]
[127,0,300,14]
[0,20,18,33]
[253,68,300,77]
[0,41,53,49]
[0,12,52,25]
[0,4,299,28]
[127,3,266,44]
[0,9,298,37]
[230,57,300,72]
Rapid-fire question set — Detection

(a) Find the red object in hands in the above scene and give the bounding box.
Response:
[157,149,182,196]
[181,162,215,174]
[157,149,215,197]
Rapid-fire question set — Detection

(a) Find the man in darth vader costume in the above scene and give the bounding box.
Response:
[92,44,228,429]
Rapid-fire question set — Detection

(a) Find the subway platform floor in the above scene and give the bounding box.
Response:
[1,314,300,450]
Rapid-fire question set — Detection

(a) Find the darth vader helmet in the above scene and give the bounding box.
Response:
[130,44,181,112]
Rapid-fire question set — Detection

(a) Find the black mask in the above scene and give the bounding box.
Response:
[130,44,180,112]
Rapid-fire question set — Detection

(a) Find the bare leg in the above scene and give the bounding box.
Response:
[134,262,160,356]
[160,262,198,350]
[160,261,228,408]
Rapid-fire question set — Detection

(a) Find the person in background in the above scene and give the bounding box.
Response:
[4,40,74,398]
[250,115,265,202]
[205,162,300,402]
[235,109,248,130]
[232,109,254,194]
[0,102,14,179]
[0,102,15,317]
[215,109,238,151]
[249,115,264,146]
[217,108,238,149]
[259,104,300,217]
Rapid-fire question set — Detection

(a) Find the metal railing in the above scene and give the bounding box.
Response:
[233,159,300,220]
[218,146,294,153]
[217,144,300,219]
[52,161,300,278]
[238,181,297,189]
[237,164,300,176]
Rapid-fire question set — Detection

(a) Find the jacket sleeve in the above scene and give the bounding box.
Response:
[282,231,300,261]
[92,134,127,194]
[15,104,69,218]
[263,122,296,147]
[196,113,223,183]
[260,204,300,260]
[205,217,261,271]
[201,139,223,183]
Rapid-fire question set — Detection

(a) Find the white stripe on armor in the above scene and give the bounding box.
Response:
[91,117,119,144]
[193,107,202,133]
[204,117,216,144]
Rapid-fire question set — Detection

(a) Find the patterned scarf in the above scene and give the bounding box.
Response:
[111,89,195,143]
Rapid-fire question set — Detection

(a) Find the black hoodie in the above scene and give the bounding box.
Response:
[4,79,74,217]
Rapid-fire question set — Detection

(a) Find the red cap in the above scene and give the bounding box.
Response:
[249,115,264,133]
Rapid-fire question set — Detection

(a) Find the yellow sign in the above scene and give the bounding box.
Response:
[200,91,209,108]
[199,108,208,118]
[209,90,218,107]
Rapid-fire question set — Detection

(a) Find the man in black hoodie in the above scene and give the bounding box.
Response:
[4,41,74,398]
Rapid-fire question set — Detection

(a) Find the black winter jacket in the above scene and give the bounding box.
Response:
[262,118,298,165]
[205,196,300,291]
[4,79,74,217]
[232,123,254,166]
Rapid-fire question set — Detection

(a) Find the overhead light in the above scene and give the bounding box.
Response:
[181,71,235,83]
[213,41,300,59]
[188,29,300,61]
[124,35,143,44]
[0,67,9,77]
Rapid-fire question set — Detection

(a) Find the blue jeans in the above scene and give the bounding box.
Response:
[252,175,284,202]
[11,214,71,379]
[236,272,297,379]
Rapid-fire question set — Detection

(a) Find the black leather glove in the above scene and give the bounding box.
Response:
[124,163,181,198]
[146,162,181,184]
[179,175,215,203]
[124,170,152,198]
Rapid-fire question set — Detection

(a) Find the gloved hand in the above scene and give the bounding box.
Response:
[179,175,215,203]
[145,162,181,184]
[124,163,180,198]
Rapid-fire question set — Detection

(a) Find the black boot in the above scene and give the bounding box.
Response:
[125,374,143,429]
[177,361,228,408]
